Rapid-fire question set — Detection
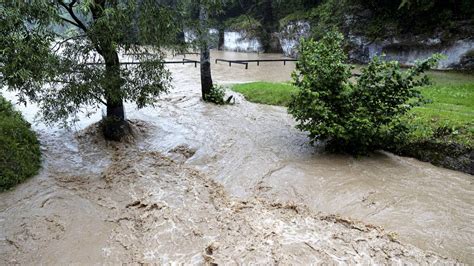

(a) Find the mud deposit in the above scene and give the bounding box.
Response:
[1,51,472,263]
[0,123,455,264]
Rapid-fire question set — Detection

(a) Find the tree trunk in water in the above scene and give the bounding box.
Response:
[90,1,130,141]
[199,3,213,101]
[102,48,130,141]
[218,28,225,51]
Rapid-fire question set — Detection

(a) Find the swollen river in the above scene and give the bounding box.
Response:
[0,51,472,263]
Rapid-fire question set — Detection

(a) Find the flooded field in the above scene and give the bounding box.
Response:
[0,51,472,263]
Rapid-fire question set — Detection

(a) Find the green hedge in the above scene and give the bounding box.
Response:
[0,96,41,191]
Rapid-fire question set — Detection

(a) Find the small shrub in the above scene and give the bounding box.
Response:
[0,96,41,191]
[205,85,233,105]
[288,31,440,154]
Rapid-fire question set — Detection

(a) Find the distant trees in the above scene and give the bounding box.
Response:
[218,0,474,49]
[1,0,180,141]
[312,0,474,38]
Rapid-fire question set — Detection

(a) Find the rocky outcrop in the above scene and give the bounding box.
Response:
[456,49,474,70]
[223,31,262,53]
[278,21,311,57]
[216,17,474,70]
[347,34,474,69]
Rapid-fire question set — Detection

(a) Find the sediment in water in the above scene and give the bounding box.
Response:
[0,124,457,264]
[1,51,472,262]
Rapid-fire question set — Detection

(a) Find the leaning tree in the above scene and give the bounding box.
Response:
[1,0,180,141]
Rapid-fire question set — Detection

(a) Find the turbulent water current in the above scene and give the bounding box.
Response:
[0,51,472,264]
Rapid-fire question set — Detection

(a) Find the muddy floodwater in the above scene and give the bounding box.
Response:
[1,51,473,264]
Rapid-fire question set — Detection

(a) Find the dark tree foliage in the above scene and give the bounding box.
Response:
[1,0,181,141]
[0,96,41,191]
[352,0,474,34]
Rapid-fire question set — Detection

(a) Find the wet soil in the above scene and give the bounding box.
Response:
[391,141,474,175]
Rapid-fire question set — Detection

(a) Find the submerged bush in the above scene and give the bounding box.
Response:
[0,96,41,191]
[205,85,233,105]
[288,31,440,154]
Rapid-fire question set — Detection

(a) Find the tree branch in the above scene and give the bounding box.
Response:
[59,16,80,28]
[50,79,107,105]
[51,34,87,52]
[57,0,89,33]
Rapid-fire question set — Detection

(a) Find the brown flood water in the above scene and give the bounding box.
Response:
[0,50,472,264]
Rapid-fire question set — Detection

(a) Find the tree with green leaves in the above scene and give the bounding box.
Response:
[1,0,180,141]
[181,0,224,102]
[288,31,441,154]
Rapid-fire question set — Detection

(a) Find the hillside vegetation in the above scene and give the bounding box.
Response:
[0,96,41,191]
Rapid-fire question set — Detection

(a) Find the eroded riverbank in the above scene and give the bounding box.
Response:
[1,51,473,263]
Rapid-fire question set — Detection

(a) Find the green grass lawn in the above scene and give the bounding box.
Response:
[232,82,297,107]
[231,70,474,147]
[407,72,474,146]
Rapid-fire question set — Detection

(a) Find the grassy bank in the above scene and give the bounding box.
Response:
[406,71,473,147]
[232,82,297,107]
[231,71,473,173]
[0,96,41,191]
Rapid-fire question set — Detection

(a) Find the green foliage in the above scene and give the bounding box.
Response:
[204,85,228,105]
[309,0,348,38]
[225,15,261,34]
[279,10,311,28]
[0,96,41,191]
[230,72,474,151]
[0,1,180,127]
[288,31,440,154]
[403,75,474,147]
[349,0,474,38]
[232,82,297,106]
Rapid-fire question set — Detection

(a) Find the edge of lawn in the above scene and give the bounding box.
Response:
[230,80,473,175]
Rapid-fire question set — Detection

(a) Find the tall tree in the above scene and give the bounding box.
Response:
[198,0,214,100]
[259,0,281,53]
[1,0,179,141]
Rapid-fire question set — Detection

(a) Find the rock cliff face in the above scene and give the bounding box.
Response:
[347,33,474,69]
[278,21,311,58]
[223,31,262,53]
[219,19,474,70]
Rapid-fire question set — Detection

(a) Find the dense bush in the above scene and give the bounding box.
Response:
[205,85,232,105]
[0,96,41,191]
[303,0,474,40]
[288,31,440,154]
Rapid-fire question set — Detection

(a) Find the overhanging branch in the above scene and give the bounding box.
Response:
[57,0,89,33]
